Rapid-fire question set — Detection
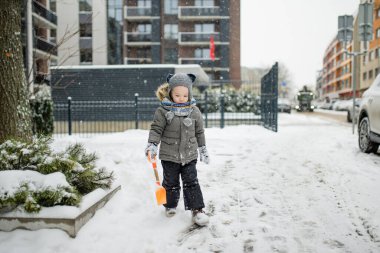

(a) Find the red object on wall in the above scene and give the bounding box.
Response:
[209,35,215,61]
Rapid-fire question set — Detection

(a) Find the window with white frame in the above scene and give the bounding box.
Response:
[195,48,210,58]
[165,0,178,14]
[376,28,380,38]
[195,23,214,33]
[137,24,151,33]
[195,0,214,6]
[370,50,374,61]
[164,24,178,39]
[138,0,151,7]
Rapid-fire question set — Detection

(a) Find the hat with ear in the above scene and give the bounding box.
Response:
[166,73,196,100]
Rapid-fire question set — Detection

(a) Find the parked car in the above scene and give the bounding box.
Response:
[320,100,337,110]
[334,99,353,111]
[358,76,380,153]
[277,98,292,113]
[346,99,361,123]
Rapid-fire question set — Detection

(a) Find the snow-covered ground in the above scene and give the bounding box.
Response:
[1,113,379,253]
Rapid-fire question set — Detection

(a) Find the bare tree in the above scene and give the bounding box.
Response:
[0,0,32,143]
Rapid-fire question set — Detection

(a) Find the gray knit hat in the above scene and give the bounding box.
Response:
[166,73,196,100]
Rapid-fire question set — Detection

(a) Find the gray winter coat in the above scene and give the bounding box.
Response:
[148,106,206,165]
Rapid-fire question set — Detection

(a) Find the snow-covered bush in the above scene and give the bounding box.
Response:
[195,88,259,113]
[0,137,114,213]
[29,84,54,136]
[0,174,80,213]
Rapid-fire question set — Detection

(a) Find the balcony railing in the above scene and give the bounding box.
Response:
[178,32,222,45]
[32,0,57,26]
[124,6,156,20]
[125,32,152,44]
[36,37,57,56]
[178,6,228,20]
[179,58,220,68]
[124,58,152,64]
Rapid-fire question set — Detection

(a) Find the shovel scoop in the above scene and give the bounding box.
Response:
[148,152,167,205]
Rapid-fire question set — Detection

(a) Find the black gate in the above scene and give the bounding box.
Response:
[261,62,278,132]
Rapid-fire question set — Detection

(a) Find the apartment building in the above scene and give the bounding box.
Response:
[22,0,58,92]
[55,0,240,87]
[360,0,380,94]
[321,37,353,100]
[321,0,380,100]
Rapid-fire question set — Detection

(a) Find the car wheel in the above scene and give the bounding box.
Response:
[358,117,379,153]
[347,111,352,123]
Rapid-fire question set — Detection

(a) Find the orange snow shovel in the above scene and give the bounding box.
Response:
[147,152,167,205]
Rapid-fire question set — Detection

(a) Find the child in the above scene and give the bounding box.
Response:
[145,73,210,226]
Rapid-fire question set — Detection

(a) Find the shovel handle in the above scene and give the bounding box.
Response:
[148,151,160,183]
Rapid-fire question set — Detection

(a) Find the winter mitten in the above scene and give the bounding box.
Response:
[145,142,158,160]
[198,146,209,164]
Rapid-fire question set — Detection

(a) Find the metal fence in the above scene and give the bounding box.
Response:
[53,64,278,136]
[53,93,262,136]
[261,62,278,132]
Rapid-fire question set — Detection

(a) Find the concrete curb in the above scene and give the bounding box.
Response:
[0,185,121,238]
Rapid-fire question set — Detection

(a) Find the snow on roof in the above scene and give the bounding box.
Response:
[51,64,201,70]
[50,64,210,85]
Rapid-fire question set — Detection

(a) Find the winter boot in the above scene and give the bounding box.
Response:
[192,209,209,226]
[165,207,176,217]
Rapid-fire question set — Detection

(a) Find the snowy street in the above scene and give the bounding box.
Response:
[0,112,380,253]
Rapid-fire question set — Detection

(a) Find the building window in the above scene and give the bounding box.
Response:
[369,69,373,79]
[376,28,380,38]
[195,0,214,6]
[107,0,123,64]
[370,50,374,61]
[363,72,367,81]
[195,23,214,33]
[80,48,92,64]
[377,8,380,18]
[79,0,92,12]
[138,0,151,7]
[137,24,152,33]
[80,23,92,37]
[165,0,178,14]
[376,67,379,76]
[51,0,56,12]
[195,48,210,58]
[164,24,178,39]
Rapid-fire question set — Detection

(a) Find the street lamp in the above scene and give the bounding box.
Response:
[338,2,373,134]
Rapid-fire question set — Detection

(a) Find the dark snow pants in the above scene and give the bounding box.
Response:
[161,159,205,210]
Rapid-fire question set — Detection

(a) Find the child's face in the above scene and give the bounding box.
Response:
[171,86,189,103]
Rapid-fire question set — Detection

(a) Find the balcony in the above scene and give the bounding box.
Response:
[124,58,152,64]
[179,58,220,70]
[124,32,159,46]
[35,37,57,58]
[32,0,57,29]
[124,6,158,20]
[178,32,228,46]
[178,6,229,20]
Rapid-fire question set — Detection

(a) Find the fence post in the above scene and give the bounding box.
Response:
[204,91,208,128]
[135,93,139,129]
[67,96,72,135]
[220,93,225,129]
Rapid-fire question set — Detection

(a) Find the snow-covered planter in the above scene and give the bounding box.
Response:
[0,137,114,213]
[0,171,80,213]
